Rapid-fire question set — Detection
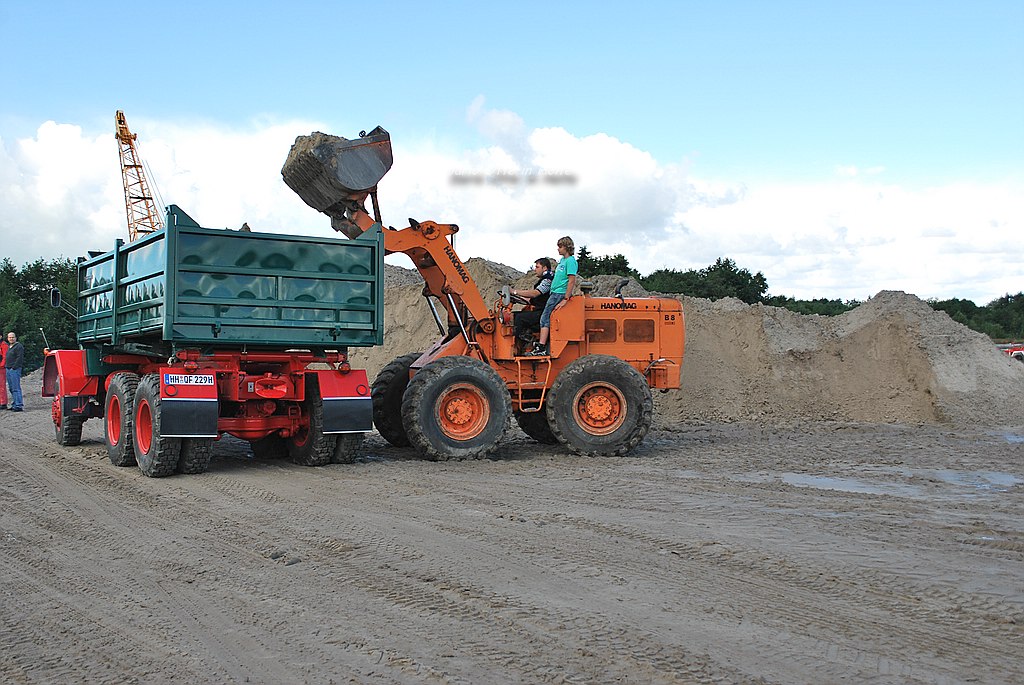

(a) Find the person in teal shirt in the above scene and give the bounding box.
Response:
[528,236,578,356]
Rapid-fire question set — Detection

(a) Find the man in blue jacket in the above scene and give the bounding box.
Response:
[5,331,24,412]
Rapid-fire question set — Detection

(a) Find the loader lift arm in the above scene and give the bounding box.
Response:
[281,128,494,345]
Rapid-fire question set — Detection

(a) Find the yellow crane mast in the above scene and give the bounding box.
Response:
[115,110,163,240]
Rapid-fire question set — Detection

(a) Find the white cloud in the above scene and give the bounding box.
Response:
[1,111,1020,305]
[836,164,886,178]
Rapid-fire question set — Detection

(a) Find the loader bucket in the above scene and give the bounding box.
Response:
[281,127,393,220]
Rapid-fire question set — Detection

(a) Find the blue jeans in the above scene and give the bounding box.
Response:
[539,292,565,329]
[7,368,23,410]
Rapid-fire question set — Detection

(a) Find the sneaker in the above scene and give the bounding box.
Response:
[12,407,23,412]
[527,345,548,357]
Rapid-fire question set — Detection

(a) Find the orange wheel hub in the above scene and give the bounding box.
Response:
[573,382,626,435]
[435,383,489,440]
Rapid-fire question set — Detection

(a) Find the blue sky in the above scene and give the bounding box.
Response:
[1,1,1021,302]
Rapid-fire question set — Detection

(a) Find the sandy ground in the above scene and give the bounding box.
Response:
[3,269,1023,683]
[2,380,1022,683]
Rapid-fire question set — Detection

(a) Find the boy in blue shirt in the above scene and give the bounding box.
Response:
[528,236,578,356]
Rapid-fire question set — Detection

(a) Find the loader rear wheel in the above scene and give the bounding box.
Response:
[105,372,139,467]
[547,355,653,456]
[331,433,365,464]
[514,410,558,444]
[177,438,214,474]
[401,356,511,461]
[371,352,421,447]
[133,374,181,478]
[288,375,336,466]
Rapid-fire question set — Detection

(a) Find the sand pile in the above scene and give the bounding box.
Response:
[353,263,1024,428]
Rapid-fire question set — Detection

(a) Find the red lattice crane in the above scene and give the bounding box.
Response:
[115,110,163,241]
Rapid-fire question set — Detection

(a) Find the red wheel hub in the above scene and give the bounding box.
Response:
[136,398,153,454]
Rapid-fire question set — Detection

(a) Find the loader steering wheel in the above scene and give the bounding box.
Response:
[499,286,531,307]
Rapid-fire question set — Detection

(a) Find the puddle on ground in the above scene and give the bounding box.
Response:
[1001,432,1024,444]
[734,468,1021,499]
[924,469,1021,491]
[778,473,922,497]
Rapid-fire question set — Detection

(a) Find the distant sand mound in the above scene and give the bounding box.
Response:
[353,263,1024,428]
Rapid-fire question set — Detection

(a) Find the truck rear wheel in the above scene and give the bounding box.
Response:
[401,356,511,461]
[133,374,182,478]
[332,433,365,464]
[105,372,139,467]
[547,355,653,457]
[178,438,214,474]
[514,410,558,444]
[371,352,421,447]
[288,375,336,466]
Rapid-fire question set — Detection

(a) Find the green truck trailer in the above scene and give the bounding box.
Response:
[42,205,385,477]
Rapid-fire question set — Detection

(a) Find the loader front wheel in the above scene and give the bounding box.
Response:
[547,355,653,457]
[371,352,421,447]
[401,356,511,461]
[105,372,140,467]
[133,374,181,478]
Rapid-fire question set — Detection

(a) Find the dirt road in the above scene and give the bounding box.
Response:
[2,382,1021,684]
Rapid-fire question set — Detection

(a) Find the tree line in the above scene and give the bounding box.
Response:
[576,247,1024,341]
[1,257,79,373]
[1,251,1020,374]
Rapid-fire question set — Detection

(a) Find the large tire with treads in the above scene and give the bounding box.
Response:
[546,355,653,457]
[133,374,182,478]
[52,376,84,447]
[514,410,558,444]
[371,351,421,447]
[332,433,365,464]
[178,438,214,474]
[288,375,336,466]
[55,411,85,447]
[401,356,511,461]
[105,372,140,467]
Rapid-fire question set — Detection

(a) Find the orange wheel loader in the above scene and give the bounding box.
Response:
[281,127,684,461]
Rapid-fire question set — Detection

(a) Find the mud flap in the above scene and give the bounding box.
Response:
[160,369,219,438]
[62,395,103,421]
[315,369,373,434]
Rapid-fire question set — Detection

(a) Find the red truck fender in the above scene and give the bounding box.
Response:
[42,350,100,398]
